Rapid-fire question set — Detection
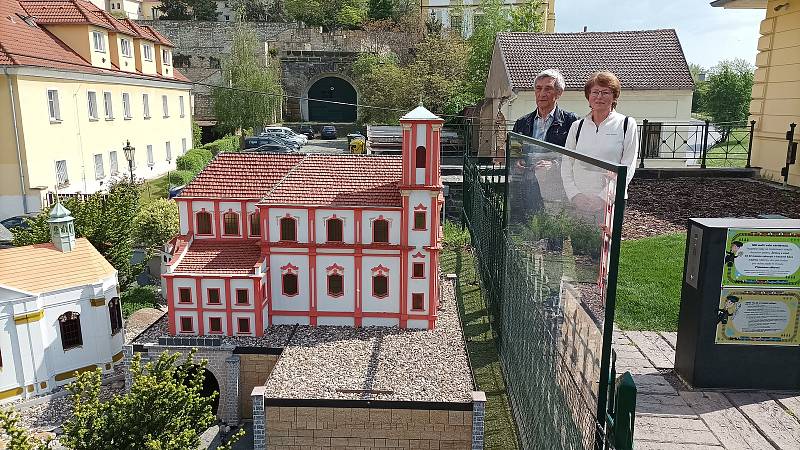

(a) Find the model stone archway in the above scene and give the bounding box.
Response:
[301,75,358,123]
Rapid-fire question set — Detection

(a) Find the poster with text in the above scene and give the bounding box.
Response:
[715,289,800,346]
[722,229,800,287]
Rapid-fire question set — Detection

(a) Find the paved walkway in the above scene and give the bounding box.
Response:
[615,329,800,449]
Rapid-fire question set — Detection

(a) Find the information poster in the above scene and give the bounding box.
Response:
[722,229,800,287]
[715,289,800,346]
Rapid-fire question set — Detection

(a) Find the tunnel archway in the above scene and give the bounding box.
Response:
[305,76,357,122]
[180,365,221,415]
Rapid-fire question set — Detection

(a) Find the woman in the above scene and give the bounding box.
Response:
[561,71,639,212]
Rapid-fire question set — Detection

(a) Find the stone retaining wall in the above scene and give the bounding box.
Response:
[239,354,279,419]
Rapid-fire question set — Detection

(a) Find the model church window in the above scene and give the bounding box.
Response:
[208,288,221,305]
[59,312,83,350]
[328,273,344,297]
[196,211,212,235]
[180,317,193,333]
[373,219,389,243]
[279,217,296,241]
[250,213,261,236]
[223,211,239,235]
[237,317,250,334]
[413,211,426,230]
[327,217,343,242]
[415,146,426,169]
[179,287,192,303]
[373,274,388,298]
[209,317,222,333]
[412,262,425,278]
[236,289,249,305]
[411,293,425,311]
[108,297,123,335]
[282,272,298,296]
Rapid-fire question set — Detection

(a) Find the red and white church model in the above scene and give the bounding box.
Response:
[162,106,444,336]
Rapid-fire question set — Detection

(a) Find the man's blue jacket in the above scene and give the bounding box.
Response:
[511,105,579,147]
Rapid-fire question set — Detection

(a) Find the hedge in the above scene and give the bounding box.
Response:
[203,135,239,155]
[168,170,195,186]
[187,148,213,166]
[175,152,205,173]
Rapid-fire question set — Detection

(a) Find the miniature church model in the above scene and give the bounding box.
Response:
[162,106,444,336]
[0,204,123,401]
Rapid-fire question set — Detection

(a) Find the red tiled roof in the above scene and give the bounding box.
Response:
[142,24,174,47]
[173,240,261,275]
[1,0,188,82]
[179,153,403,208]
[497,30,694,91]
[18,0,110,29]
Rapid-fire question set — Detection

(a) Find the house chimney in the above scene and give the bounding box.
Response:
[583,26,588,32]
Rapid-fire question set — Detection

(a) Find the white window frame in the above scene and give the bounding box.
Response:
[87,91,98,120]
[165,141,172,162]
[181,137,187,153]
[122,92,131,119]
[143,44,153,61]
[121,38,132,57]
[179,96,185,118]
[103,91,113,120]
[47,89,61,122]
[92,31,106,53]
[162,95,169,118]
[146,144,154,166]
[142,93,150,119]
[109,150,119,175]
[161,48,171,65]
[94,154,105,180]
[55,160,69,187]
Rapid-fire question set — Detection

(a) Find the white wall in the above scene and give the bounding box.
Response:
[269,254,310,312]
[314,210,355,244]
[268,208,309,243]
[360,256,400,313]
[361,211,402,245]
[315,255,355,312]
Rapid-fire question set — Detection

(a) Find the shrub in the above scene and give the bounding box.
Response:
[134,198,179,249]
[176,153,204,173]
[187,148,213,165]
[168,170,195,186]
[203,135,239,155]
[121,285,159,318]
[192,121,202,148]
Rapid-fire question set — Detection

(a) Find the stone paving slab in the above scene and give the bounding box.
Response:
[625,331,675,369]
[635,415,722,446]
[726,392,800,449]
[772,393,800,419]
[679,391,774,450]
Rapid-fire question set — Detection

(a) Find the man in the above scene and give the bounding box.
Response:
[512,69,578,146]
[509,69,578,220]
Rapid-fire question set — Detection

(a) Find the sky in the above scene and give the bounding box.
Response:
[555,0,766,69]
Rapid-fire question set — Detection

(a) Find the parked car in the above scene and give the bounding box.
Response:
[262,126,307,146]
[244,144,296,154]
[298,124,315,140]
[0,214,35,231]
[244,136,296,152]
[321,125,337,139]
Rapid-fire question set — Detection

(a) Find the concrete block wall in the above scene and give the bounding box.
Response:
[239,354,279,419]
[264,405,474,449]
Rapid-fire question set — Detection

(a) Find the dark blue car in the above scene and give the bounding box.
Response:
[320,125,337,139]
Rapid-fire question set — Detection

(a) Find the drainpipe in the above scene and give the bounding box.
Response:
[5,68,29,214]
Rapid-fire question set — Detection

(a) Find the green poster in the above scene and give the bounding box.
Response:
[723,229,800,287]
[716,289,800,346]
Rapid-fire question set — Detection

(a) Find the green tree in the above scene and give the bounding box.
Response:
[351,53,414,123]
[368,0,393,20]
[232,0,289,21]
[59,350,242,450]
[700,58,754,124]
[192,121,203,148]
[12,180,141,288]
[158,0,190,19]
[285,0,368,31]
[212,21,282,140]
[688,63,707,113]
[190,0,218,20]
[466,0,544,96]
[134,198,180,251]
[0,409,52,449]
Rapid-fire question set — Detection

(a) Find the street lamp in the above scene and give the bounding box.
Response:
[122,140,135,184]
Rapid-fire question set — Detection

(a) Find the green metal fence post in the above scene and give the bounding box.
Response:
[613,372,637,450]
[700,120,710,169]
[746,120,755,168]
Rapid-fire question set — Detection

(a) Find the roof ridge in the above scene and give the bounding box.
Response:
[262,154,309,202]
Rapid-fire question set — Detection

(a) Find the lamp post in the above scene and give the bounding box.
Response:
[122,140,135,184]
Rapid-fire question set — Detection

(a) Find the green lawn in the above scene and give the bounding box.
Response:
[615,233,686,331]
[140,173,171,205]
[441,225,520,450]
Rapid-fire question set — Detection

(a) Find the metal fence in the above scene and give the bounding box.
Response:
[462,132,635,449]
[450,118,755,168]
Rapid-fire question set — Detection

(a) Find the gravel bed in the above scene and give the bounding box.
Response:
[623,177,800,240]
[131,316,294,349]
[262,279,474,403]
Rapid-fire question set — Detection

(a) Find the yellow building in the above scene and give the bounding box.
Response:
[712,0,800,186]
[422,0,556,37]
[0,0,193,220]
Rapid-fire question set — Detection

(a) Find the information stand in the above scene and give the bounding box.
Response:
[675,218,800,389]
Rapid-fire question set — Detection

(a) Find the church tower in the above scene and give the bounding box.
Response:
[48,202,76,253]
[398,104,444,329]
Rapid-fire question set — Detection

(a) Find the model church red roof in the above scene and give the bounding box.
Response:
[179,153,404,208]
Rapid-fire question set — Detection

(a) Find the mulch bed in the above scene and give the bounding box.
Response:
[622,178,800,240]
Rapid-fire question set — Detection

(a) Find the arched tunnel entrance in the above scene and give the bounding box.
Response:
[180,365,221,415]
[306,76,357,122]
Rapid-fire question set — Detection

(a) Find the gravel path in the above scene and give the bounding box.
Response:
[623,177,800,240]
[262,278,474,403]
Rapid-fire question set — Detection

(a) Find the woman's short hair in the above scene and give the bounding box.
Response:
[534,69,566,93]
[584,71,621,100]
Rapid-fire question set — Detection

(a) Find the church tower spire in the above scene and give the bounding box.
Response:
[47,202,76,253]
